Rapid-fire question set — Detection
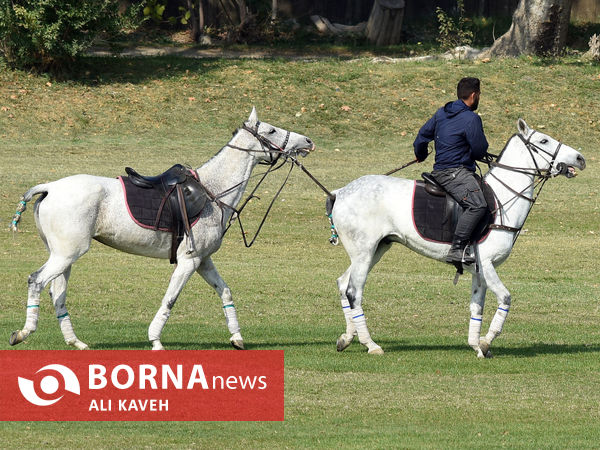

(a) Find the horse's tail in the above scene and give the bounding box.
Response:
[10,184,49,232]
[325,193,339,246]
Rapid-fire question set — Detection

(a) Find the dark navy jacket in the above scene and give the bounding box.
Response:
[413,99,488,172]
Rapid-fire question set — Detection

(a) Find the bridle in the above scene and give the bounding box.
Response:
[224,121,291,166]
[197,121,296,247]
[483,131,566,238]
[489,131,564,181]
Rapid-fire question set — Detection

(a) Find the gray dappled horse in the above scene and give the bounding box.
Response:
[329,119,585,357]
[10,108,314,350]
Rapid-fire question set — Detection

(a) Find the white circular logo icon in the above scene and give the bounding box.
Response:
[18,364,80,406]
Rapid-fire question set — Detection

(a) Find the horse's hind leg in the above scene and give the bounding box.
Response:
[10,255,80,346]
[338,240,391,355]
[49,267,88,349]
[336,240,392,353]
[336,268,356,352]
[197,257,244,350]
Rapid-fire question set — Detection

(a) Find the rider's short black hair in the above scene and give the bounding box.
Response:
[457,77,480,100]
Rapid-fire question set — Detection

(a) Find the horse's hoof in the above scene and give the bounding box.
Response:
[151,340,165,351]
[231,339,245,350]
[336,334,354,352]
[479,339,491,356]
[9,330,22,346]
[74,341,89,350]
[67,338,89,350]
[368,346,384,355]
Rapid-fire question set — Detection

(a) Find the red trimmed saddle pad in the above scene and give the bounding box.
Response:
[119,176,201,232]
[411,180,496,244]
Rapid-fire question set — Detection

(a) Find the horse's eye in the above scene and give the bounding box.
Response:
[540,138,548,144]
[269,128,276,134]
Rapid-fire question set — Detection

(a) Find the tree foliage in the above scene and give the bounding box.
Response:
[0,0,121,72]
[435,0,473,51]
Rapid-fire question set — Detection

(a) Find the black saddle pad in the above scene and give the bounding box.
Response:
[119,176,202,232]
[411,181,496,244]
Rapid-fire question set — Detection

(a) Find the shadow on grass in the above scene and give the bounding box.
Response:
[68,56,286,87]
[69,56,234,86]
[93,339,333,350]
[383,341,600,357]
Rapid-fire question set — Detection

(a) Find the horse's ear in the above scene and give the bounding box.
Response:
[517,118,530,136]
[247,106,258,126]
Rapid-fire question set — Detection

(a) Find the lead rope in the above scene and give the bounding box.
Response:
[287,155,340,245]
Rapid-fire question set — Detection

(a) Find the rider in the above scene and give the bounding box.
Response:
[413,77,489,265]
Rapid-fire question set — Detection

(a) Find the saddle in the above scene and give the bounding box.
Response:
[121,164,208,264]
[412,172,496,244]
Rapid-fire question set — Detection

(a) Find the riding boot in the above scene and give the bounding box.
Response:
[445,239,476,265]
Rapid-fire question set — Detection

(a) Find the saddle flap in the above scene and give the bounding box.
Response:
[181,179,208,218]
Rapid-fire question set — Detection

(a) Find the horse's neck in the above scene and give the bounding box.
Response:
[196,134,257,216]
[485,136,537,229]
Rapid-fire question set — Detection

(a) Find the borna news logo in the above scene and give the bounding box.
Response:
[18,363,81,406]
[1,350,284,421]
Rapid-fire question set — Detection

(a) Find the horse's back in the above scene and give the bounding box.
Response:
[333,175,414,212]
[332,175,415,241]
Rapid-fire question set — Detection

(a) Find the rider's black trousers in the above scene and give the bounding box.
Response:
[432,167,488,243]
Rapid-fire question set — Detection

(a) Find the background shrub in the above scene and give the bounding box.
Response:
[0,0,121,72]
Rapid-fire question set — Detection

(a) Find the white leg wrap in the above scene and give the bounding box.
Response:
[24,302,40,332]
[350,308,372,345]
[468,314,483,348]
[341,297,357,336]
[148,306,170,342]
[57,313,77,343]
[222,304,240,335]
[485,304,510,343]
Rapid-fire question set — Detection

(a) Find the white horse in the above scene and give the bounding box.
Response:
[9,108,314,350]
[329,119,585,357]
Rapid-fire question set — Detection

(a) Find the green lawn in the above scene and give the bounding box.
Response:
[1,54,599,448]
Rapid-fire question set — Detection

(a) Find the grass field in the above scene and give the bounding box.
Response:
[1,54,599,448]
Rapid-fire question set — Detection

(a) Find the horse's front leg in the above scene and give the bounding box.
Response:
[148,255,201,350]
[468,273,490,358]
[197,257,244,350]
[479,261,511,357]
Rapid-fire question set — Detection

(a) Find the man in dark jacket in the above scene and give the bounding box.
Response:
[413,77,489,265]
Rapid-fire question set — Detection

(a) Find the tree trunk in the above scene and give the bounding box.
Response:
[198,0,205,31]
[365,0,405,46]
[486,0,573,57]
[205,0,246,27]
[186,0,200,42]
